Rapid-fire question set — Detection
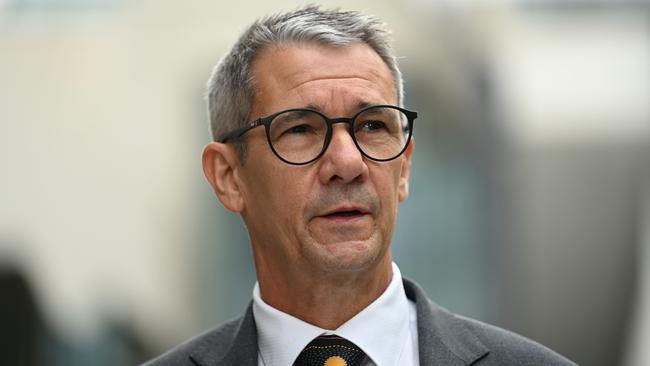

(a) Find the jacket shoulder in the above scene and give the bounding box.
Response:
[141,317,241,366]
[455,314,577,365]
[403,277,577,365]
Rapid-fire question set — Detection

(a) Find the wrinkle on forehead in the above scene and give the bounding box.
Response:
[302,100,377,115]
[251,43,397,116]
[291,79,386,114]
[290,76,378,91]
[282,63,394,101]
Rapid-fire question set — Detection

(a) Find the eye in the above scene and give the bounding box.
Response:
[285,124,313,134]
[358,120,388,132]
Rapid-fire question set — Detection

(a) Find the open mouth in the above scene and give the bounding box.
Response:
[319,207,370,221]
[325,210,364,218]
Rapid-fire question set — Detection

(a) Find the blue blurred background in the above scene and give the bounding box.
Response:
[1,0,649,365]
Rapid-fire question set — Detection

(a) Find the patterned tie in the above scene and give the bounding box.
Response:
[294,335,367,366]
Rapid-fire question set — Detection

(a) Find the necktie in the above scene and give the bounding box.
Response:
[294,335,367,366]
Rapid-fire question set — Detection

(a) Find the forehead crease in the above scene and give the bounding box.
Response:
[289,75,382,92]
[296,92,380,114]
[291,77,388,104]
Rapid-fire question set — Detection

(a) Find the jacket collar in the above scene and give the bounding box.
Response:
[189,304,258,366]
[403,278,489,365]
[189,278,489,366]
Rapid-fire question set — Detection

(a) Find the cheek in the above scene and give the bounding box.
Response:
[379,162,403,196]
[260,169,312,219]
[370,168,401,218]
[243,171,305,247]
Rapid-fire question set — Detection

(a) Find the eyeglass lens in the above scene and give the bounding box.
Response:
[268,106,410,164]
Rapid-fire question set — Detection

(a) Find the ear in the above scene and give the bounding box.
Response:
[202,142,245,212]
[398,139,414,203]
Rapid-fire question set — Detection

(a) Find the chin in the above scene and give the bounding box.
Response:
[304,236,386,273]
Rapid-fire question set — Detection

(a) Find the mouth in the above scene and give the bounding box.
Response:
[319,207,370,221]
[308,204,374,242]
[325,210,364,217]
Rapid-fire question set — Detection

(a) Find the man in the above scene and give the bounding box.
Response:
[145,6,576,366]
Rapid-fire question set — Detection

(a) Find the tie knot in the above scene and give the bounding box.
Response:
[294,335,367,366]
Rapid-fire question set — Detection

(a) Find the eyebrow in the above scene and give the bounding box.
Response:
[276,109,313,121]
[361,107,392,116]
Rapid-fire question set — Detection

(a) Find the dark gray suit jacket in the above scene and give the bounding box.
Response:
[143,279,576,365]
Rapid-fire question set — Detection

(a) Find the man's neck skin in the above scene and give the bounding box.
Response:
[254,253,393,330]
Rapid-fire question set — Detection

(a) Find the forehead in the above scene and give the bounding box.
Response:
[250,42,397,116]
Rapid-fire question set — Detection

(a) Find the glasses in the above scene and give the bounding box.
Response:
[219,105,417,165]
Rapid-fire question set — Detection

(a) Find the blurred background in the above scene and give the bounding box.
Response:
[1,0,649,365]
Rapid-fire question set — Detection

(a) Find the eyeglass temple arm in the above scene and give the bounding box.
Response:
[218,118,264,143]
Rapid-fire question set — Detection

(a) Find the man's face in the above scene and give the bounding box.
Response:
[237,42,412,275]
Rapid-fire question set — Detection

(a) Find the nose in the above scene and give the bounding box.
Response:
[318,124,369,184]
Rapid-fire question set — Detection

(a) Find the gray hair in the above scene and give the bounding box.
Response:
[206,5,404,160]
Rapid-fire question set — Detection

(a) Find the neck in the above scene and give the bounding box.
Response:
[256,256,393,330]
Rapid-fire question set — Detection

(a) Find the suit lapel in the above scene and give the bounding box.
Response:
[189,303,258,366]
[403,278,490,365]
[187,280,489,366]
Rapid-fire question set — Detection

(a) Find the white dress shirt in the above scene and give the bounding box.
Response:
[252,262,419,366]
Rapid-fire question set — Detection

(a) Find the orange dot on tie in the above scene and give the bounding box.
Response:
[323,355,347,366]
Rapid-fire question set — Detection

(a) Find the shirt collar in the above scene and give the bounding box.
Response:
[252,262,411,366]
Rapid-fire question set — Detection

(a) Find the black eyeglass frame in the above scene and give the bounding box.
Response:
[218,104,417,165]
